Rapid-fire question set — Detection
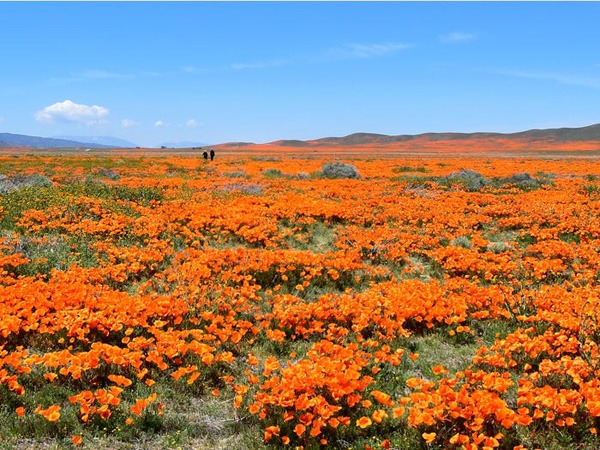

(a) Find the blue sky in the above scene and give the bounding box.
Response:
[1,2,599,147]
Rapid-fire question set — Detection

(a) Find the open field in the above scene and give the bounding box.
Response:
[1,150,600,449]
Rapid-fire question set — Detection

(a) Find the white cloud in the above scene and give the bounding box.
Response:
[121,119,140,128]
[48,70,133,86]
[325,42,413,60]
[78,69,133,80]
[154,120,168,128]
[181,66,210,74]
[185,119,199,128]
[35,100,109,125]
[495,69,600,89]
[231,59,290,70]
[349,43,412,58]
[440,32,477,44]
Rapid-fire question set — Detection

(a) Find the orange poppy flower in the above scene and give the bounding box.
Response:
[422,432,436,444]
[356,416,372,429]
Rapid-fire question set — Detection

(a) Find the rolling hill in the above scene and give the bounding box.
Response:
[2,123,599,153]
[301,123,600,147]
[0,133,115,149]
[54,135,137,148]
[210,123,600,155]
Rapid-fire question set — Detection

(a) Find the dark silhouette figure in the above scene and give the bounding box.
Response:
[210,149,215,161]
[203,151,208,160]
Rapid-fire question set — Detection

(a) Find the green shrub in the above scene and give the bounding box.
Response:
[492,172,553,191]
[451,235,472,249]
[507,172,543,189]
[582,183,600,196]
[398,169,490,192]
[392,166,428,173]
[446,169,490,191]
[263,169,286,179]
[510,172,533,182]
[97,168,121,180]
[69,178,164,204]
[222,171,248,179]
[320,161,361,179]
[0,174,53,194]
[217,183,263,195]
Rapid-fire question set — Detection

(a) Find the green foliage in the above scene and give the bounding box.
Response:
[398,170,553,193]
[450,235,472,249]
[487,241,512,253]
[262,169,288,179]
[320,162,362,179]
[582,183,600,196]
[96,168,121,180]
[559,232,581,244]
[397,169,491,192]
[2,234,89,278]
[222,171,248,179]
[0,186,70,231]
[70,178,164,204]
[517,233,537,247]
[392,166,428,173]
[492,172,553,191]
[216,182,264,196]
[446,169,491,191]
[0,174,53,194]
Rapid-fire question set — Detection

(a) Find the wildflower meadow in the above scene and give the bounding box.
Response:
[1,150,600,449]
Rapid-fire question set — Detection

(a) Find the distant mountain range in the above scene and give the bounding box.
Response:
[1,123,599,150]
[0,133,131,149]
[54,135,137,148]
[0,133,211,149]
[269,123,600,147]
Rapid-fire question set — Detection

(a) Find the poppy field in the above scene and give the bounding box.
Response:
[1,151,600,449]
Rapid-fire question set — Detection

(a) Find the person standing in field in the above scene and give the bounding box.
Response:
[203,151,208,160]
[210,149,215,161]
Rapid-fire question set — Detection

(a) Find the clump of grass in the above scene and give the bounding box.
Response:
[0,185,71,231]
[217,182,263,195]
[535,171,556,180]
[251,156,280,162]
[582,183,600,196]
[392,165,428,173]
[222,171,248,179]
[400,169,554,193]
[0,174,53,194]
[398,169,490,192]
[97,168,121,180]
[320,161,361,179]
[71,177,164,204]
[487,241,512,253]
[450,235,472,249]
[2,234,74,277]
[492,172,553,191]
[511,172,533,183]
[446,169,490,191]
[262,169,289,179]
